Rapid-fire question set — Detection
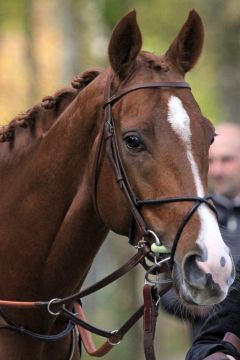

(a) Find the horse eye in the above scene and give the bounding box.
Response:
[211,132,217,145]
[124,135,144,151]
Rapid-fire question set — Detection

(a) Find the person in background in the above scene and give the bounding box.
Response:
[208,122,240,266]
[160,122,240,344]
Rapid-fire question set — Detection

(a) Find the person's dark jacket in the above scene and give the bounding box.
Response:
[186,260,240,360]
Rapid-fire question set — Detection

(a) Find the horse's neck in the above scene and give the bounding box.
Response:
[40,83,109,295]
[0,89,78,159]
[0,75,108,301]
[41,80,112,306]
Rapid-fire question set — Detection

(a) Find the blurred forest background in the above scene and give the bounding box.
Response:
[0,1,240,360]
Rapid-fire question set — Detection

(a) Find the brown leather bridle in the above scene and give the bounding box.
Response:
[102,74,217,266]
[0,75,218,360]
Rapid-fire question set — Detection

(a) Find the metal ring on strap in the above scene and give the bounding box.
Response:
[107,330,122,346]
[147,230,161,246]
[47,298,62,316]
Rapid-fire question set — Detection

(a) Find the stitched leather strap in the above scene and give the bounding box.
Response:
[143,284,159,360]
[104,81,191,107]
[53,248,149,307]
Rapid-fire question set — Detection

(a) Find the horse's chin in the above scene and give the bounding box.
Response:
[176,292,212,318]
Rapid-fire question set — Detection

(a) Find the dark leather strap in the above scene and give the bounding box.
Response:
[61,302,144,342]
[74,302,144,357]
[0,306,75,341]
[138,195,217,266]
[61,283,171,358]
[104,81,191,107]
[104,119,148,237]
[143,284,159,360]
[51,248,149,307]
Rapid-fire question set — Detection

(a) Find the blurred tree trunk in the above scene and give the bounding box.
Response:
[202,0,240,122]
[22,0,38,104]
[56,0,86,83]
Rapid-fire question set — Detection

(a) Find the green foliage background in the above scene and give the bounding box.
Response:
[0,0,240,125]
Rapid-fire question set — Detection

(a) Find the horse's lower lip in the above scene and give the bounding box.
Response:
[177,292,212,318]
[179,290,198,305]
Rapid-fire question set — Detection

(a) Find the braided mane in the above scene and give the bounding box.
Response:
[0,68,102,143]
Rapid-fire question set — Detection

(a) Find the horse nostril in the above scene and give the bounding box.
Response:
[183,254,207,289]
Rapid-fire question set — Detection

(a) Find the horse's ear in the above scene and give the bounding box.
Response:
[165,10,204,74]
[108,10,142,79]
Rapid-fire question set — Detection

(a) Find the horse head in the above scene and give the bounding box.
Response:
[96,10,234,308]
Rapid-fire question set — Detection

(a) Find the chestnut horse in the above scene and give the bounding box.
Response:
[0,10,234,360]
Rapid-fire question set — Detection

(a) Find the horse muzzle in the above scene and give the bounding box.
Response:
[176,245,235,306]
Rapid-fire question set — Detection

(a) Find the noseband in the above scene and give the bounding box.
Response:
[103,74,217,267]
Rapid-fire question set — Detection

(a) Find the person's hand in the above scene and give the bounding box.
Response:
[203,352,237,359]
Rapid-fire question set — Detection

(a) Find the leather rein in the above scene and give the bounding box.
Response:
[0,75,217,360]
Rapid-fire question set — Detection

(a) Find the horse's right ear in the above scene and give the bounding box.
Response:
[108,10,142,80]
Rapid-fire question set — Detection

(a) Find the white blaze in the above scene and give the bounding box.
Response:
[167,96,232,290]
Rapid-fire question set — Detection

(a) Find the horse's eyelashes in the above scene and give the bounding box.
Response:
[210,132,217,145]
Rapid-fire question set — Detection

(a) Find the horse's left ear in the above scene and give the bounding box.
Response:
[108,10,142,79]
[165,10,204,74]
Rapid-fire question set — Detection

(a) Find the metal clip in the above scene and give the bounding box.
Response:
[154,256,171,266]
[145,263,172,286]
[135,239,147,249]
[47,298,62,316]
[154,294,161,307]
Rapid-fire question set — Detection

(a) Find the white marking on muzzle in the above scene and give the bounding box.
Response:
[167,96,233,291]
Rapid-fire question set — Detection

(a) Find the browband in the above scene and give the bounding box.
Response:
[104,81,191,107]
